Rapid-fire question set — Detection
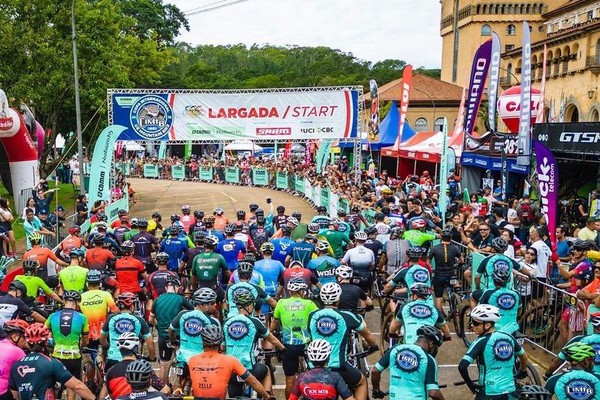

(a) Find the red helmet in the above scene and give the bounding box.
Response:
[411,218,427,229]
[118,292,136,308]
[25,322,51,343]
[4,319,29,334]
[68,226,81,235]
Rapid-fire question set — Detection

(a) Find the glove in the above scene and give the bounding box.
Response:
[367,344,379,354]
[365,304,375,312]
[372,389,386,399]
[516,369,528,380]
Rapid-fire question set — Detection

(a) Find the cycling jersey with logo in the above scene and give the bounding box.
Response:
[289,367,352,400]
[402,230,436,247]
[478,287,520,334]
[152,293,193,338]
[80,290,118,340]
[253,258,285,295]
[374,343,439,399]
[58,265,89,292]
[311,216,331,230]
[287,241,315,268]
[318,230,349,259]
[337,221,352,239]
[115,256,145,293]
[224,314,268,369]
[58,237,83,256]
[101,313,151,361]
[545,370,600,400]
[476,254,521,291]
[216,238,246,271]
[271,237,294,265]
[131,232,158,263]
[188,349,250,399]
[9,352,72,400]
[170,309,220,362]
[308,308,364,369]
[273,297,319,345]
[249,226,272,251]
[113,226,130,244]
[307,256,340,285]
[147,270,179,299]
[461,331,524,396]
[46,308,89,359]
[0,294,32,326]
[190,251,227,284]
[341,246,375,278]
[108,359,166,399]
[559,334,600,375]
[396,299,445,344]
[159,237,189,272]
[365,238,384,263]
[85,247,115,270]
[116,390,168,400]
[14,275,53,298]
[281,268,319,297]
[390,264,432,295]
[226,282,270,317]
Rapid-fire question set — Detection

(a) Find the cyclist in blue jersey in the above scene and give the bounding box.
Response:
[202,216,224,241]
[216,224,246,274]
[383,247,431,298]
[229,264,265,287]
[159,226,189,273]
[336,209,354,239]
[271,226,294,265]
[545,342,600,400]
[131,219,159,272]
[474,237,531,291]
[372,325,445,400]
[285,235,316,267]
[311,206,331,230]
[254,242,285,300]
[472,267,520,335]
[225,262,276,318]
[307,241,340,285]
[308,282,378,400]
[458,304,529,399]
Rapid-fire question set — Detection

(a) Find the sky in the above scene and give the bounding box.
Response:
[169,0,443,68]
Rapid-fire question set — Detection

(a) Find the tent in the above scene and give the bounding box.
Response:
[366,101,415,150]
[395,130,463,162]
[224,140,263,152]
[123,141,145,151]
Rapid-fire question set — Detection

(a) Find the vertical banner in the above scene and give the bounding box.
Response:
[172,165,185,180]
[252,168,269,186]
[304,141,312,166]
[276,172,288,189]
[536,45,547,124]
[88,125,127,208]
[398,65,413,143]
[463,40,492,138]
[517,22,532,166]
[294,176,304,193]
[158,141,167,160]
[439,118,449,226]
[316,141,332,173]
[184,141,192,159]
[225,167,239,183]
[501,149,508,201]
[320,188,330,212]
[488,32,501,132]
[368,79,380,145]
[535,141,558,248]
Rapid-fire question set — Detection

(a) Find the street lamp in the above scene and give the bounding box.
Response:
[72,0,85,194]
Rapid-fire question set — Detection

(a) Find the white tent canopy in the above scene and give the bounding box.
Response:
[123,141,145,151]
[224,140,263,151]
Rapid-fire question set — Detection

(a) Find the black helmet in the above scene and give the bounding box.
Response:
[199,325,223,346]
[63,290,82,302]
[193,230,206,243]
[517,385,552,400]
[237,261,254,278]
[441,229,453,240]
[125,359,153,385]
[492,267,511,285]
[317,206,327,213]
[416,325,443,347]
[365,226,377,235]
[374,212,385,221]
[256,215,266,224]
[156,252,169,264]
[194,210,204,219]
[249,203,259,212]
[237,210,246,219]
[390,226,405,237]
[170,214,180,222]
[121,240,135,253]
[93,233,105,244]
[137,218,148,228]
[169,225,180,235]
[224,223,235,234]
[255,208,264,217]
[292,211,302,219]
[410,283,432,299]
[572,239,592,251]
[276,205,285,213]
[165,274,181,287]
[406,246,426,259]
[9,280,27,295]
[97,213,107,222]
[491,237,508,253]
[152,211,162,220]
[118,209,127,216]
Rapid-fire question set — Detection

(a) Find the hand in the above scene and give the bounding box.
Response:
[372,389,386,399]
[367,344,379,354]
[365,304,374,312]
[516,369,528,380]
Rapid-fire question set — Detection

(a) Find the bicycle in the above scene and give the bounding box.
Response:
[348,334,374,378]
[82,347,104,395]
[379,295,406,354]
[441,272,470,338]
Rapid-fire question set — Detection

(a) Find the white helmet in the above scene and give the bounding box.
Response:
[320,282,342,304]
[470,304,501,323]
[287,279,308,292]
[316,240,330,252]
[354,231,368,241]
[286,217,299,227]
[116,332,140,351]
[306,339,332,362]
[335,265,354,280]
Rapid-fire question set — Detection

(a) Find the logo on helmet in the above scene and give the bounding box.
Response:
[492,260,510,272]
[227,321,249,339]
[316,316,338,336]
[184,318,204,336]
[497,294,516,310]
[566,380,594,400]
[395,349,419,372]
[493,339,513,361]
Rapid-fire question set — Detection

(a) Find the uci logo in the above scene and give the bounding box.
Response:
[396,349,419,372]
[493,340,513,361]
[413,270,429,283]
[566,380,594,400]
[410,305,432,318]
[184,318,203,336]
[316,316,337,336]
[114,319,134,334]
[227,321,249,339]
[497,294,516,310]
[130,95,173,140]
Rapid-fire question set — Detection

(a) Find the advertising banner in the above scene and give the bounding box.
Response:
[398,65,413,144]
[225,167,239,183]
[316,140,332,173]
[534,140,558,248]
[172,165,185,180]
[517,22,532,165]
[199,167,213,181]
[339,198,350,214]
[88,125,127,207]
[439,118,449,225]
[463,40,492,138]
[488,33,501,132]
[533,123,600,155]
[368,79,380,145]
[109,88,360,141]
[320,187,330,212]
[294,176,304,193]
[158,141,167,160]
[501,149,508,201]
[144,164,158,178]
[276,172,288,189]
[253,168,269,186]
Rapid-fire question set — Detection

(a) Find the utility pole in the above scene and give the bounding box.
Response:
[72,0,85,194]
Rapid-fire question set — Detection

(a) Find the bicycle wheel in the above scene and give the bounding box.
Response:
[515,362,542,386]
[459,304,475,348]
[519,305,555,342]
[82,359,101,395]
[450,292,462,337]
[380,313,397,355]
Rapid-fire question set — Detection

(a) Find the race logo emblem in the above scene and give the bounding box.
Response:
[130,95,173,140]
[413,269,429,283]
[316,316,338,336]
[497,293,516,310]
[566,379,595,400]
[409,304,432,318]
[493,339,514,361]
[227,321,249,340]
[114,319,135,334]
[492,259,510,272]
[395,349,419,372]
[592,343,600,363]
[183,317,204,336]
[184,105,205,118]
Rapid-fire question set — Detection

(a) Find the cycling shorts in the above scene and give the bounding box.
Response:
[332,362,362,387]
[228,363,268,397]
[281,344,306,376]
[57,357,82,380]
[432,273,455,298]
[350,274,372,292]
[158,336,174,362]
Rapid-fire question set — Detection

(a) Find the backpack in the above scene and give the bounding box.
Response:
[519,203,535,225]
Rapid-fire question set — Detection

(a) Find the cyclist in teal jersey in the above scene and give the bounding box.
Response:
[335,209,353,239]
[403,218,437,247]
[224,289,285,397]
[371,325,445,400]
[307,241,340,285]
[545,312,600,378]
[474,237,531,291]
[546,342,600,400]
[383,247,431,299]
[310,206,331,230]
[100,292,156,371]
[389,284,451,344]
[225,262,275,318]
[458,304,530,399]
[473,267,520,335]
[308,282,378,400]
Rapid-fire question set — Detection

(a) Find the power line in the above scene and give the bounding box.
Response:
[184,0,251,16]
[184,0,234,14]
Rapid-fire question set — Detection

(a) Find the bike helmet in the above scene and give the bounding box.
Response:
[260,242,275,253]
[410,218,427,229]
[562,342,596,362]
[491,237,508,253]
[199,325,223,346]
[125,359,153,385]
[306,339,332,362]
[517,385,552,400]
[390,226,405,237]
[287,279,308,292]
[470,304,501,322]
[224,223,235,234]
[25,323,51,343]
[182,205,191,214]
[117,292,136,309]
[337,209,347,216]
[194,210,204,219]
[86,269,102,283]
[317,205,327,213]
[121,240,135,253]
[249,203,259,212]
[365,226,377,235]
[165,274,181,287]
[335,265,354,280]
[204,235,220,247]
[410,283,432,299]
[256,215,266,224]
[204,216,215,224]
[116,332,140,351]
[492,267,511,285]
[277,205,286,213]
[589,312,600,328]
[308,223,320,233]
[63,290,82,302]
[68,226,81,235]
[237,261,254,278]
[118,209,127,217]
[8,280,26,295]
[70,248,85,259]
[236,210,246,219]
[213,207,224,215]
[170,214,180,222]
[255,208,265,217]
[233,288,256,306]
[95,222,108,231]
[315,240,330,252]
[93,233,106,244]
[130,218,139,227]
[287,217,299,227]
[416,325,444,347]
[23,259,39,272]
[169,225,180,235]
[354,231,368,241]
[281,225,292,236]
[320,282,342,304]
[97,213,108,222]
[234,221,244,231]
[152,211,162,220]
[193,288,217,305]
[406,247,426,259]
[28,232,42,244]
[156,252,169,264]
[351,205,360,212]
[292,211,302,219]
[572,239,592,251]
[441,229,453,239]
[3,319,29,335]
[193,230,206,243]
[374,212,385,221]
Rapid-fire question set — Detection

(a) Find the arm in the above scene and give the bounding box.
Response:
[265,332,285,351]
[244,374,271,400]
[31,310,46,323]
[64,377,96,400]
[458,359,477,394]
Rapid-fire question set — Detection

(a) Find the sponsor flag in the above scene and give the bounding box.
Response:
[534,140,558,248]
[397,65,413,145]
[517,22,532,166]
[284,141,292,159]
[184,141,192,159]
[488,32,501,132]
[536,45,547,124]
[304,141,312,166]
[368,79,380,146]
[463,40,492,139]
[501,148,508,201]
[316,140,331,173]
[115,141,123,158]
[158,141,167,160]
[88,125,127,208]
[439,117,449,226]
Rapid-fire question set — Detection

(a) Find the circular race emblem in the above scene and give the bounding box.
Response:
[497,293,516,310]
[316,316,338,336]
[376,224,390,235]
[114,319,134,334]
[493,339,514,361]
[566,379,595,400]
[409,304,432,318]
[492,259,510,272]
[183,317,204,336]
[227,321,249,340]
[130,95,173,140]
[413,269,429,283]
[395,349,420,372]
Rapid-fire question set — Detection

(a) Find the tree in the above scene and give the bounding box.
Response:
[119,0,189,46]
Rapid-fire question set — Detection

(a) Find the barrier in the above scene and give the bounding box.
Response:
[276,172,288,190]
[225,167,239,184]
[143,164,159,178]
[252,168,269,186]
[172,165,185,180]
[199,167,213,181]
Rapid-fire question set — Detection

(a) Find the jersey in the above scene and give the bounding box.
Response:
[461,331,524,396]
[271,237,294,265]
[57,236,84,257]
[546,370,600,400]
[14,275,52,298]
[159,237,189,272]
[80,289,118,340]
[226,282,270,317]
[558,334,600,375]
[101,313,151,361]
[131,231,158,263]
[289,367,353,400]
[308,308,365,369]
[188,350,249,400]
[476,254,521,291]
[429,242,462,275]
[403,230,436,247]
[151,293,193,338]
[396,299,445,344]
[338,284,367,313]
[190,251,227,285]
[281,268,319,297]
[215,238,246,271]
[58,265,89,292]
[249,226,272,251]
[478,287,520,334]
[170,309,220,363]
[85,247,115,271]
[182,246,204,267]
[307,255,340,285]
[23,247,61,269]
[287,241,315,267]
[115,256,145,293]
[390,264,432,294]
[291,223,308,242]
[147,270,179,299]
[341,246,375,278]
[46,308,88,359]
[108,360,166,399]
[253,258,285,295]
[319,230,349,258]
[311,215,331,230]
[180,214,194,231]
[273,297,318,345]
[0,339,26,395]
[9,352,72,400]
[365,238,384,264]
[113,226,131,244]
[375,343,439,399]
[0,294,32,326]
[224,314,269,369]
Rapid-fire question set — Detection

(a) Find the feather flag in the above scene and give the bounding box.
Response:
[516,21,532,166]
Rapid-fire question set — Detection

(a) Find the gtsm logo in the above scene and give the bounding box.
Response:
[559,132,600,143]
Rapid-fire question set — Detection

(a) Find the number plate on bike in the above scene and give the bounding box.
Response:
[172,367,184,376]
[450,279,458,285]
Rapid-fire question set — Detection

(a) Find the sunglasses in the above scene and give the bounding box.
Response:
[469,319,484,327]
[526,252,536,256]
[479,229,490,232]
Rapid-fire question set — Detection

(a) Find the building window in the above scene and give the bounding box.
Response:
[507,24,516,35]
[415,118,428,132]
[481,24,491,36]
[505,44,515,52]
[589,10,594,21]
[435,117,445,132]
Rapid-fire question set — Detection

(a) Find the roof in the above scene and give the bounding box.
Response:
[364,73,464,103]
[543,0,593,18]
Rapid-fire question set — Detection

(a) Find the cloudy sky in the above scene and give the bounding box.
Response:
[169,0,443,68]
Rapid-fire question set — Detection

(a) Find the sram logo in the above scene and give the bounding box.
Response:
[559,132,600,143]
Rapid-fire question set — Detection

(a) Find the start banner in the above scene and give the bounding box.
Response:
[108,88,360,141]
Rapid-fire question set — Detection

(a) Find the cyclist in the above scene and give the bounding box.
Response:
[474,237,532,291]
[23,232,68,289]
[473,267,520,335]
[273,205,288,231]
[224,261,275,318]
[160,225,189,273]
[308,282,379,400]
[115,240,148,298]
[85,233,116,271]
[187,325,274,400]
[88,223,121,255]
[364,226,384,269]
[336,209,353,239]
[124,218,140,241]
[0,281,45,325]
[182,230,206,273]
[289,339,355,400]
[247,202,260,224]
[80,270,118,348]
[270,279,319,398]
[147,252,179,301]
[249,215,273,252]
[188,210,205,236]
[9,323,95,400]
[254,242,285,305]
[189,234,227,292]
[458,304,529,399]
[340,231,375,293]
[56,226,84,259]
[213,207,230,231]
[517,385,552,400]
[14,259,64,308]
[277,260,321,299]
[216,223,246,275]
[58,248,89,293]
[347,205,367,232]
[311,205,331,230]
[335,265,373,314]
[234,220,255,251]
[403,218,437,248]
[131,218,159,273]
[101,333,169,399]
[429,228,464,312]
[147,211,162,235]
[379,226,410,276]
[224,289,285,397]
[203,216,224,241]
[371,325,445,400]
[285,234,315,267]
[290,211,308,242]
[180,205,194,231]
[389,284,450,343]
[100,292,155,370]
[319,220,350,259]
[307,241,340,286]
[545,342,600,399]
[116,358,168,400]
[45,290,88,400]
[383,247,431,299]
[113,216,131,244]
[271,226,294,265]
[0,321,29,400]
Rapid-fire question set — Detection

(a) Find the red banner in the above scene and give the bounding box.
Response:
[398,65,413,144]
